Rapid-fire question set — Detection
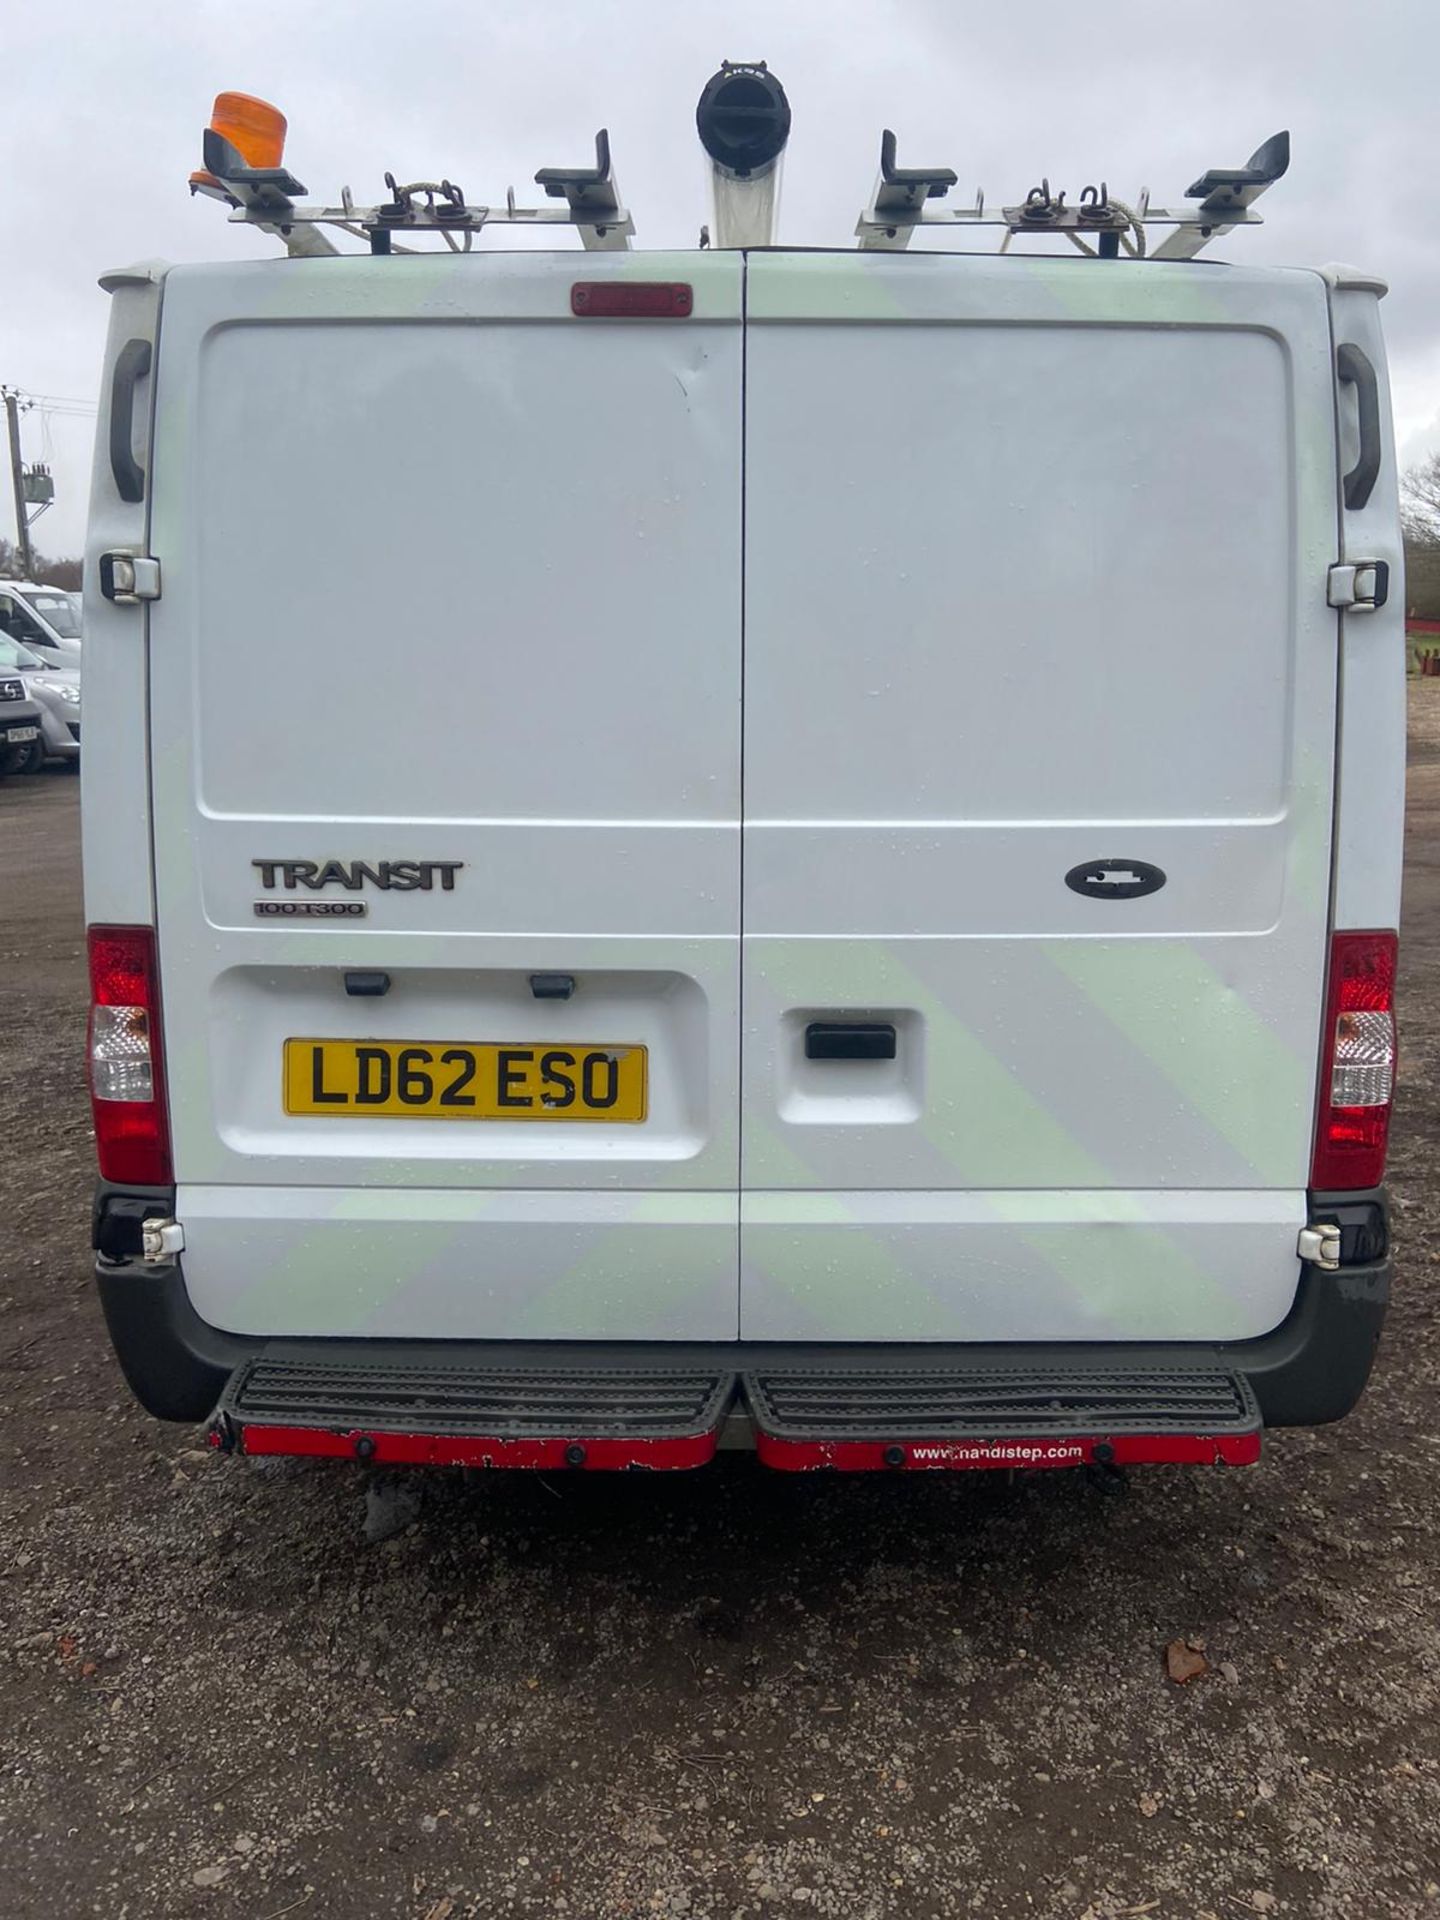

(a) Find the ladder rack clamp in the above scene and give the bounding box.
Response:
[534,129,633,252]
[857,129,958,250]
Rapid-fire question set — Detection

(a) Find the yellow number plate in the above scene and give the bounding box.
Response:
[284,1039,648,1123]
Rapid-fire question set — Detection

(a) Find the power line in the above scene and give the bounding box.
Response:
[25,392,99,411]
[1,391,99,427]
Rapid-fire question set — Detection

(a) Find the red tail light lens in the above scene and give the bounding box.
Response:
[87,926,172,1185]
[1310,929,1397,1191]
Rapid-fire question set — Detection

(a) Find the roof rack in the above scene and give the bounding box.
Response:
[188,83,1291,266]
[855,129,1290,260]
[192,117,635,256]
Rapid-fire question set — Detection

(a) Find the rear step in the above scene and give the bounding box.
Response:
[211,1360,736,1471]
[742,1366,1262,1471]
[207,1358,1262,1475]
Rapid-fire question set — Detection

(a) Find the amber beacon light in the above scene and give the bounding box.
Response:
[189,92,288,191]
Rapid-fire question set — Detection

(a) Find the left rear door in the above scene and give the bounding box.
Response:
[147,252,744,1342]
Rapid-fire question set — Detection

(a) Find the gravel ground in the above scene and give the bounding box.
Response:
[1,689,1438,1920]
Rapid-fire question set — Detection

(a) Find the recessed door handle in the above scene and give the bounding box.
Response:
[805,1023,897,1061]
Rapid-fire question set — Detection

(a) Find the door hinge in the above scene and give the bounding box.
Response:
[1297,1222,1341,1271]
[141,1217,185,1264]
[1327,559,1389,612]
[99,552,161,605]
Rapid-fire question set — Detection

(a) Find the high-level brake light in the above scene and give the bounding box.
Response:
[88,926,172,1186]
[1311,929,1397,1191]
[571,282,692,317]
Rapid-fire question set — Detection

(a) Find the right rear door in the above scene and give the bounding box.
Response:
[740,252,1339,1345]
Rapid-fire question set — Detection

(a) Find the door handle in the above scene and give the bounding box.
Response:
[805,1022,897,1061]
[109,338,152,504]
[1337,343,1381,512]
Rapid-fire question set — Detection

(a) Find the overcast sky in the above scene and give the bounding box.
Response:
[3,0,1436,560]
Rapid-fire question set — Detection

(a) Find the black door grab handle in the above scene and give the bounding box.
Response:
[109,338,152,504]
[805,1022,897,1061]
[1337,342,1381,512]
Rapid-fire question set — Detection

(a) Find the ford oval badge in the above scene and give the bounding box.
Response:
[1065,859,1167,901]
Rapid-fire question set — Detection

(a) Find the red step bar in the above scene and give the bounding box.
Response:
[220,1422,721,1472]
[743,1365,1262,1473]
[212,1360,736,1472]
[208,1358,1263,1475]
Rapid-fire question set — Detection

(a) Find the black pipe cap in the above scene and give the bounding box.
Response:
[696,62,791,176]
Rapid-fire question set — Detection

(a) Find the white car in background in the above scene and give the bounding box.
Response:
[0,672,43,775]
[0,633,80,769]
[0,581,83,669]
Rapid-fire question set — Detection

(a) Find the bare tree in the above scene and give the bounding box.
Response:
[1403,451,1440,547]
[40,555,82,590]
[0,536,83,587]
[1401,454,1440,618]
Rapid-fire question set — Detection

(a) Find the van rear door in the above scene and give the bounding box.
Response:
[147,253,743,1341]
[740,253,1338,1344]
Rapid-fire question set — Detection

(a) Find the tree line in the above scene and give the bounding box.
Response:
[0,535,80,591]
[1404,453,1440,621]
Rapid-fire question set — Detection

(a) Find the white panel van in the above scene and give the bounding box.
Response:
[83,77,1402,1478]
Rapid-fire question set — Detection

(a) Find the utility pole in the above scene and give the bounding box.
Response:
[3,388,35,578]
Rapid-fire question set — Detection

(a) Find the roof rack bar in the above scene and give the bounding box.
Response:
[194,123,636,255]
[192,128,342,257]
[854,129,1290,261]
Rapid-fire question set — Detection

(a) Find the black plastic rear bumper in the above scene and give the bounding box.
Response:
[95,1245,1391,1433]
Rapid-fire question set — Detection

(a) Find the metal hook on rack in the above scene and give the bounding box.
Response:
[1020,180,1065,225]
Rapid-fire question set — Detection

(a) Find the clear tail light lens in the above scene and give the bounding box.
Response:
[90,1005,156,1101]
[87,926,172,1185]
[1310,930,1397,1192]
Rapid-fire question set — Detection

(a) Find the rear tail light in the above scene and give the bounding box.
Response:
[1310,929,1397,1191]
[87,926,172,1185]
